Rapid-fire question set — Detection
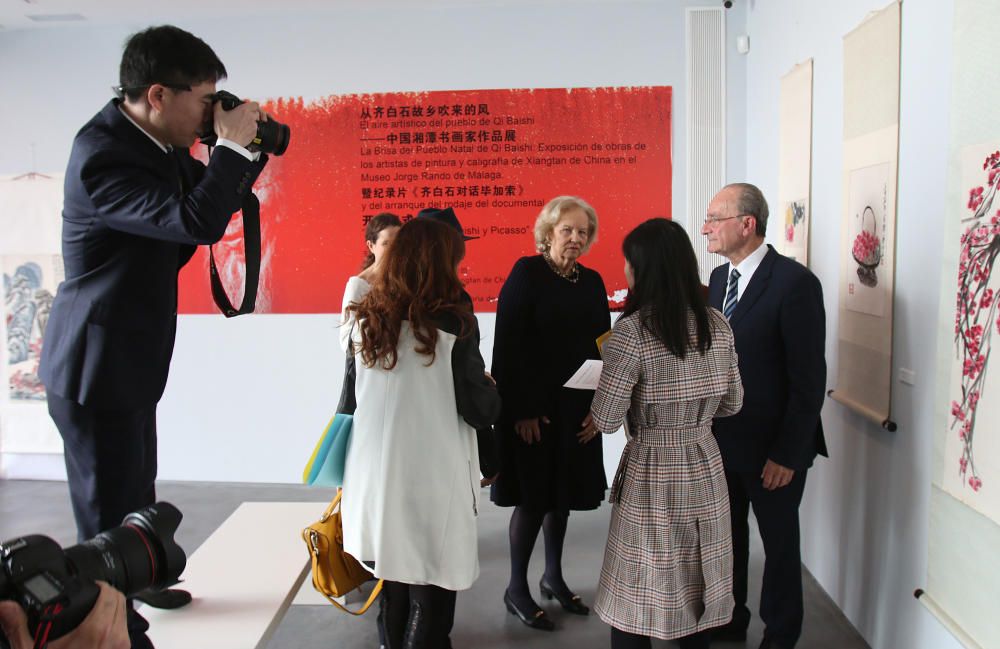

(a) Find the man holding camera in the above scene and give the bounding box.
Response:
[0,583,129,649]
[38,25,267,648]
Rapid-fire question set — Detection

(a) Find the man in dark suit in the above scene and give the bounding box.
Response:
[38,25,266,648]
[702,183,827,649]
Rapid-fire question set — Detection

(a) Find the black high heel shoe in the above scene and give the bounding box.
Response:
[504,590,555,631]
[539,577,590,615]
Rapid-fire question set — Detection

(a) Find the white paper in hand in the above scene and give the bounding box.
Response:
[563,359,603,390]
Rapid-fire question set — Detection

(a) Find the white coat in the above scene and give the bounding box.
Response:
[341,317,498,591]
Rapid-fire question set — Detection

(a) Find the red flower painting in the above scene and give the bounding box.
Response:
[852,207,882,288]
[953,149,1000,491]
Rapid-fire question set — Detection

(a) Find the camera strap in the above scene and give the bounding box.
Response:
[208,192,261,317]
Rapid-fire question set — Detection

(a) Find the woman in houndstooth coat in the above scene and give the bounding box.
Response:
[589,218,744,649]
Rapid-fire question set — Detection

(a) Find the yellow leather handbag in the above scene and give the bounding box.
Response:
[302,488,383,614]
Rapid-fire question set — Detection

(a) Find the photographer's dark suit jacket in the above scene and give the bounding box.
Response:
[708,245,827,472]
[39,100,266,555]
[39,100,266,408]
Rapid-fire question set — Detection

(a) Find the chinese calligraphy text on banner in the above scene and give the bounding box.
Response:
[178,86,672,314]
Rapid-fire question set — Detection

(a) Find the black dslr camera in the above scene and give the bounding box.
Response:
[201,90,290,155]
[0,502,186,644]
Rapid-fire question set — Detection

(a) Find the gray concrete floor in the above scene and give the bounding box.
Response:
[0,480,868,649]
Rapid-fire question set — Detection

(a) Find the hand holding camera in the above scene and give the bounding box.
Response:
[0,502,186,647]
[213,99,261,149]
[0,582,128,649]
[202,90,290,155]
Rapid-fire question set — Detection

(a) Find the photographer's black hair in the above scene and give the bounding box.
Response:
[119,25,227,102]
[621,218,712,359]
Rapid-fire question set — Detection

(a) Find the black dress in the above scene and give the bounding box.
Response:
[490,255,611,511]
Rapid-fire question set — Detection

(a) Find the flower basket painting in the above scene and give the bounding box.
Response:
[945,147,1000,515]
[845,162,890,317]
[851,207,883,287]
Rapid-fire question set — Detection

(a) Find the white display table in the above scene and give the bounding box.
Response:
[144,501,328,649]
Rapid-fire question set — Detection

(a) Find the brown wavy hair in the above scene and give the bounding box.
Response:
[347,218,473,370]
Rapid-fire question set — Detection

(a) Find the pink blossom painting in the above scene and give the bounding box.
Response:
[946,146,1000,517]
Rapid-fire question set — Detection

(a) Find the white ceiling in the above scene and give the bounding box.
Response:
[0,0,368,30]
[0,0,628,31]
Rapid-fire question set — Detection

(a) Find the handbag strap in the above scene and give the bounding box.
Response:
[319,577,384,616]
[319,488,342,523]
[337,321,358,415]
[310,488,383,615]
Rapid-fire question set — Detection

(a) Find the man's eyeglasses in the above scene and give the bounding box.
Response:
[703,214,751,226]
[112,83,192,99]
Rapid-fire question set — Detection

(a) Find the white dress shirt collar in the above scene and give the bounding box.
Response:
[118,104,170,154]
[728,242,769,301]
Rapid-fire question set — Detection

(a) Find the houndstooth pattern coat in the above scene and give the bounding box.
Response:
[591,307,743,640]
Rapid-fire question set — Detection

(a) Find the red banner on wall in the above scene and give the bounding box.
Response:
[178,86,672,313]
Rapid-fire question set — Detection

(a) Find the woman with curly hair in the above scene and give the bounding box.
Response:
[341,218,501,649]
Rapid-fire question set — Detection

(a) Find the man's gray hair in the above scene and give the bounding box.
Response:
[725,182,768,237]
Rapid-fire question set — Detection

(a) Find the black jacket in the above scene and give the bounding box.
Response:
[39,100,266,408]
[709,246,828,471]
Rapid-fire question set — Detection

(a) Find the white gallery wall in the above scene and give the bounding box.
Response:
[745,1,961,649]
[0,0,748,483]
[2,2,969,647]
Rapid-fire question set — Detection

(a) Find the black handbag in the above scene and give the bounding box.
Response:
[336,322,497,477]
[337,331,357,416]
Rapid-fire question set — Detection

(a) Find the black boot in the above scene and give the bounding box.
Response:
[403,602,428,649]
[379,581,408,649]
[377,599,389,649]
[133,588,192,609]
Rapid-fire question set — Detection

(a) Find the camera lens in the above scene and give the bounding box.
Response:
[200,90,291,156]
[257,119,290,156]
[62,502,186,596]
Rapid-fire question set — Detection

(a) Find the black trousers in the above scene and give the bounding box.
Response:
[610,627,709,649]
[47,392,158,649]
[379,581,456,649]
[726,467,807,648]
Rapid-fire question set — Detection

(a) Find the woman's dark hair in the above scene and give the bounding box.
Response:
[348,219,472,370]
[360,212,403,270]
[621,218,712,358]
[119,25,227,102]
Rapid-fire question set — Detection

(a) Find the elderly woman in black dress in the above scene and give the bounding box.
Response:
[491,195,610,631]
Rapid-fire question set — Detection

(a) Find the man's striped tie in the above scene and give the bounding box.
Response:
[723,268,741,319]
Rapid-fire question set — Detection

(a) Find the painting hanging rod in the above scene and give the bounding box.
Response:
[913,589,982,649]
[827,389,897,431]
